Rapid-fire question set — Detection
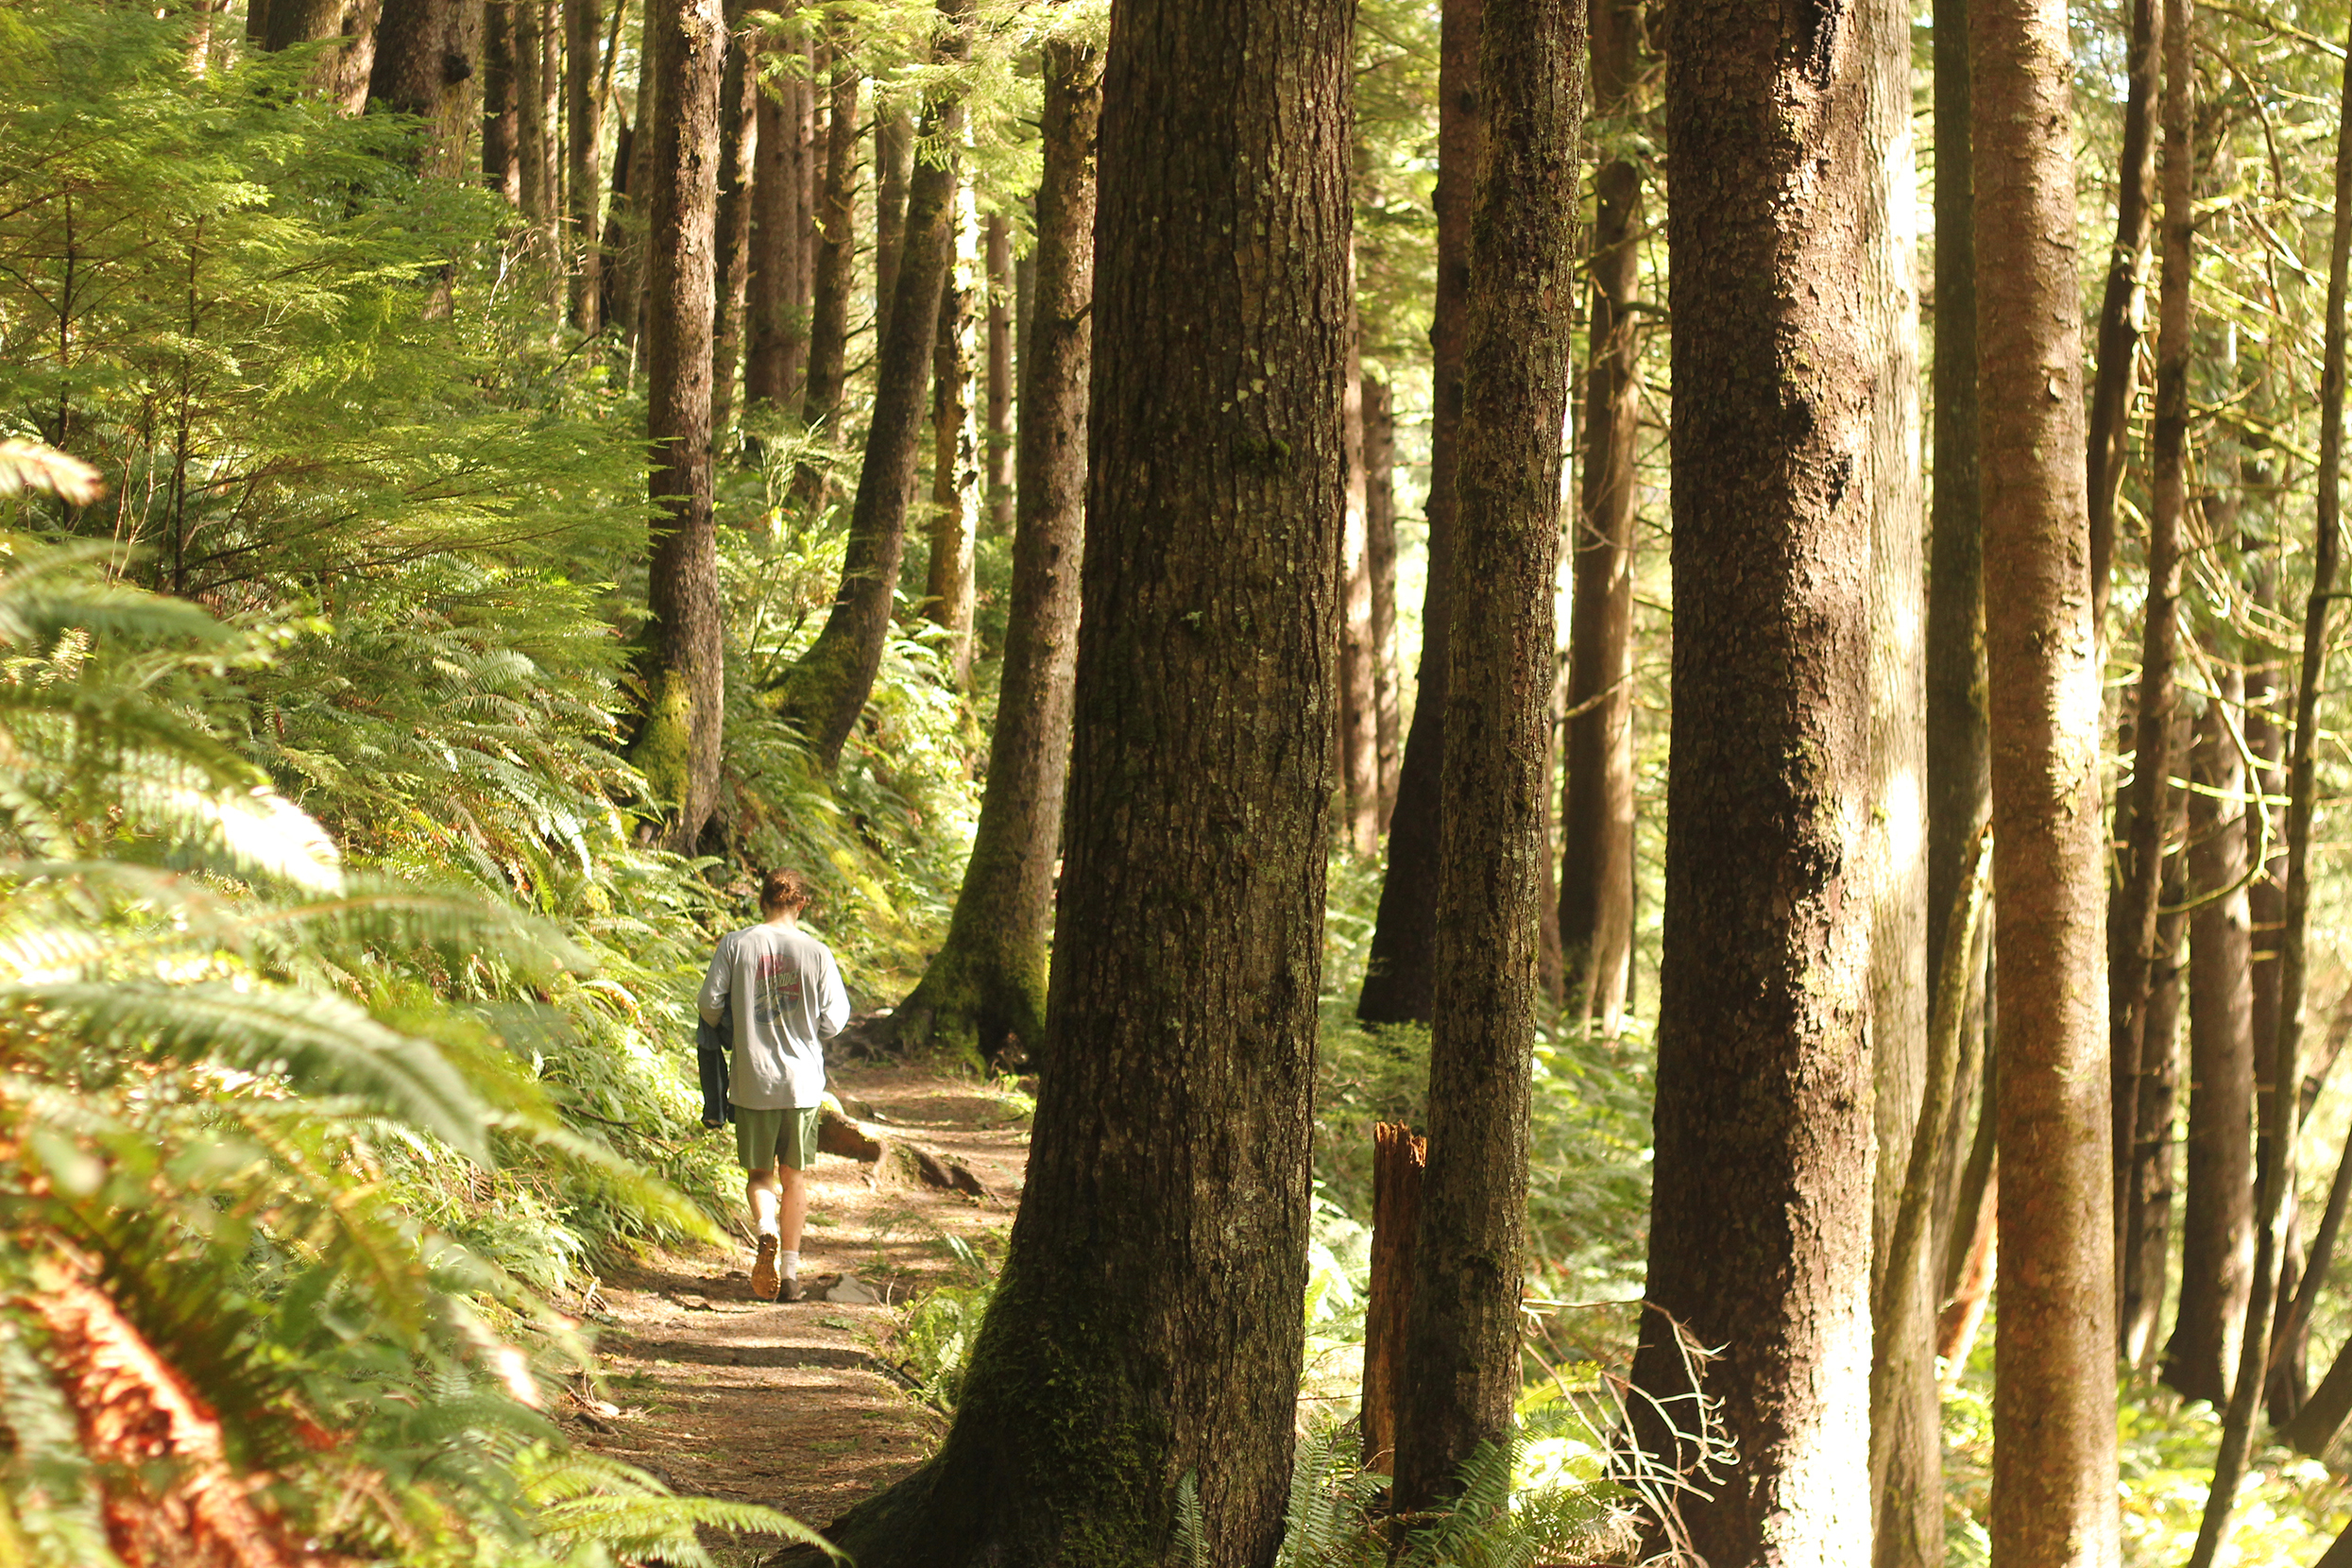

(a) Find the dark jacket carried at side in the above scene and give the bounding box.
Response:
[696,1004,732,1129]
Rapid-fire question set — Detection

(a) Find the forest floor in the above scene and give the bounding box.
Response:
[555,1063,1033,1562]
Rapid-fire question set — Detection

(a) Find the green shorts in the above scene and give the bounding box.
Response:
[734,1105,823,1172]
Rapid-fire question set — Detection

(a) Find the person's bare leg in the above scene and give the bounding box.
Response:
[746,1167,782,1299]
[777,1162,810,1253]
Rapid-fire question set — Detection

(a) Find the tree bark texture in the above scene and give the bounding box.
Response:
[1391,0,1581,1513]
[744,60,807,416]
[1364,370,1403,826]
[774,5,965,771]
[606,36,655,367]
[802,44,860,427]
[1338,297,1381,858]
[2165,671,2254,1406]
[1559,0,1643,1034]
[874,109,913,350]
[2084,0,2162,628]
[629,0,725,851]
[927,260,979,688]
[1923,0,1993,1327]
[707,5,758,438]
[1357,0,1480,1025]
[1360,1123,1425,1480]
[1628,4,1906,1560]
[513,0,551,226]
[564,0,602,330]
[820,0,1353,1557]
[368,0,484,177]
[2108,7,2190,1327]
[1971,0,2121,1562]
[984,212,1015,536]
[887,39,1099,1071]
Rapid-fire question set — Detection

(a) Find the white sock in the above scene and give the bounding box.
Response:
[780,1251,799,1280]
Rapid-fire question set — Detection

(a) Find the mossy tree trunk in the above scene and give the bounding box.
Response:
[927,254,979,687]
[818,0,1353,1556]
[1391,0,1582,1512]
[1972,0,2121,1559]
[771,0,966,770]
[983,212,1015,536]
[368,0,483,177]
[801,45,860,425]
[628,0,725,852]
[888,39,1100,1073]
[707,1,758,439]
[1357,0,1480,1026]
[1364,369,1401,822]
[1627,2,1900,1559]
[744,52,807,416]
[873,109,913,350]
[562,0,601,331]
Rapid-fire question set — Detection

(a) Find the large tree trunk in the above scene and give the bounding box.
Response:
[1364,369,1403,825]
[743,60,808,417]
[1391,0,1582,1512]
[2110,0,2191,1333]
[2165,667,2255,1406]
[1558,0,1642,1035]
[627,0,725,851]
[564,0,603,331]
[1627,4,1902,1560]
[1972,0,2120,1561]
[368,0,484,177]
[801,44,859,426]
[887,40,1100,1070]
[2084,0,2162,627]
[1338,298,1381,858]
[1357,0,1481,1026]
[772,5,965,771]
[926,261,979,688]
[818,0,1353,1556]
[707,6,758,440]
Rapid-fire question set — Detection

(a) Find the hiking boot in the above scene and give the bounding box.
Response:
[752,1235,780,1302]
[779,1274,808,1304]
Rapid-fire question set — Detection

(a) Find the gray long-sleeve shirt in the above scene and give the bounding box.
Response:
[697,920,850,1110]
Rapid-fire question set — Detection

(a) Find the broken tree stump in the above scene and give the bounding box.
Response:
[1361,1120,1426,1478]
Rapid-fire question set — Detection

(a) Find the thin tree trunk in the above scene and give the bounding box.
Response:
[1365,370,1402,827]
[1357,0,1481,1026]
[564,0,603,331]
[926,261,978,688]
[515,0,551,229]
[2164,666,2255,1405]
[1937,1152,1997,1382]
[819,0,1353,1554]
[2185,13,2352,1563]
[1338,295,1381,857]
[886,39,1099,1068]
[2084,0,2163,629]
[1923,0,1992,1333]
[707,6,758,439]
[1628,3,1903,1559]
[874,109,912,350]
[2121,725,2188,1370]
[744,60,806,416]
[628,0,725,852]
[608,37,656,370]
[801,45,860,426]
[1972,0,2120,1560]
[1360,1123,1425,1480]
[1559,0,1642,1034]
[983,212,1014,536]
[2111,0,2191,1336]
[2274,997,2352,1425]
[773,6,966,771]
[1389,0,1583,1511]
[540,0,561,230]
[484,0,520,197]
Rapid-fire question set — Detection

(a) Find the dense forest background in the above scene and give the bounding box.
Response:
[16,0,2352,1562]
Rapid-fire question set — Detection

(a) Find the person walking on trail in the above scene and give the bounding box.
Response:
[699,868,850,1302]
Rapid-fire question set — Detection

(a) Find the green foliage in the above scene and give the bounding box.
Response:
[883,1231,999,1411]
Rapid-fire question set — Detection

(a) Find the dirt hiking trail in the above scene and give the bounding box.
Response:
[558,1065,1032,1559]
